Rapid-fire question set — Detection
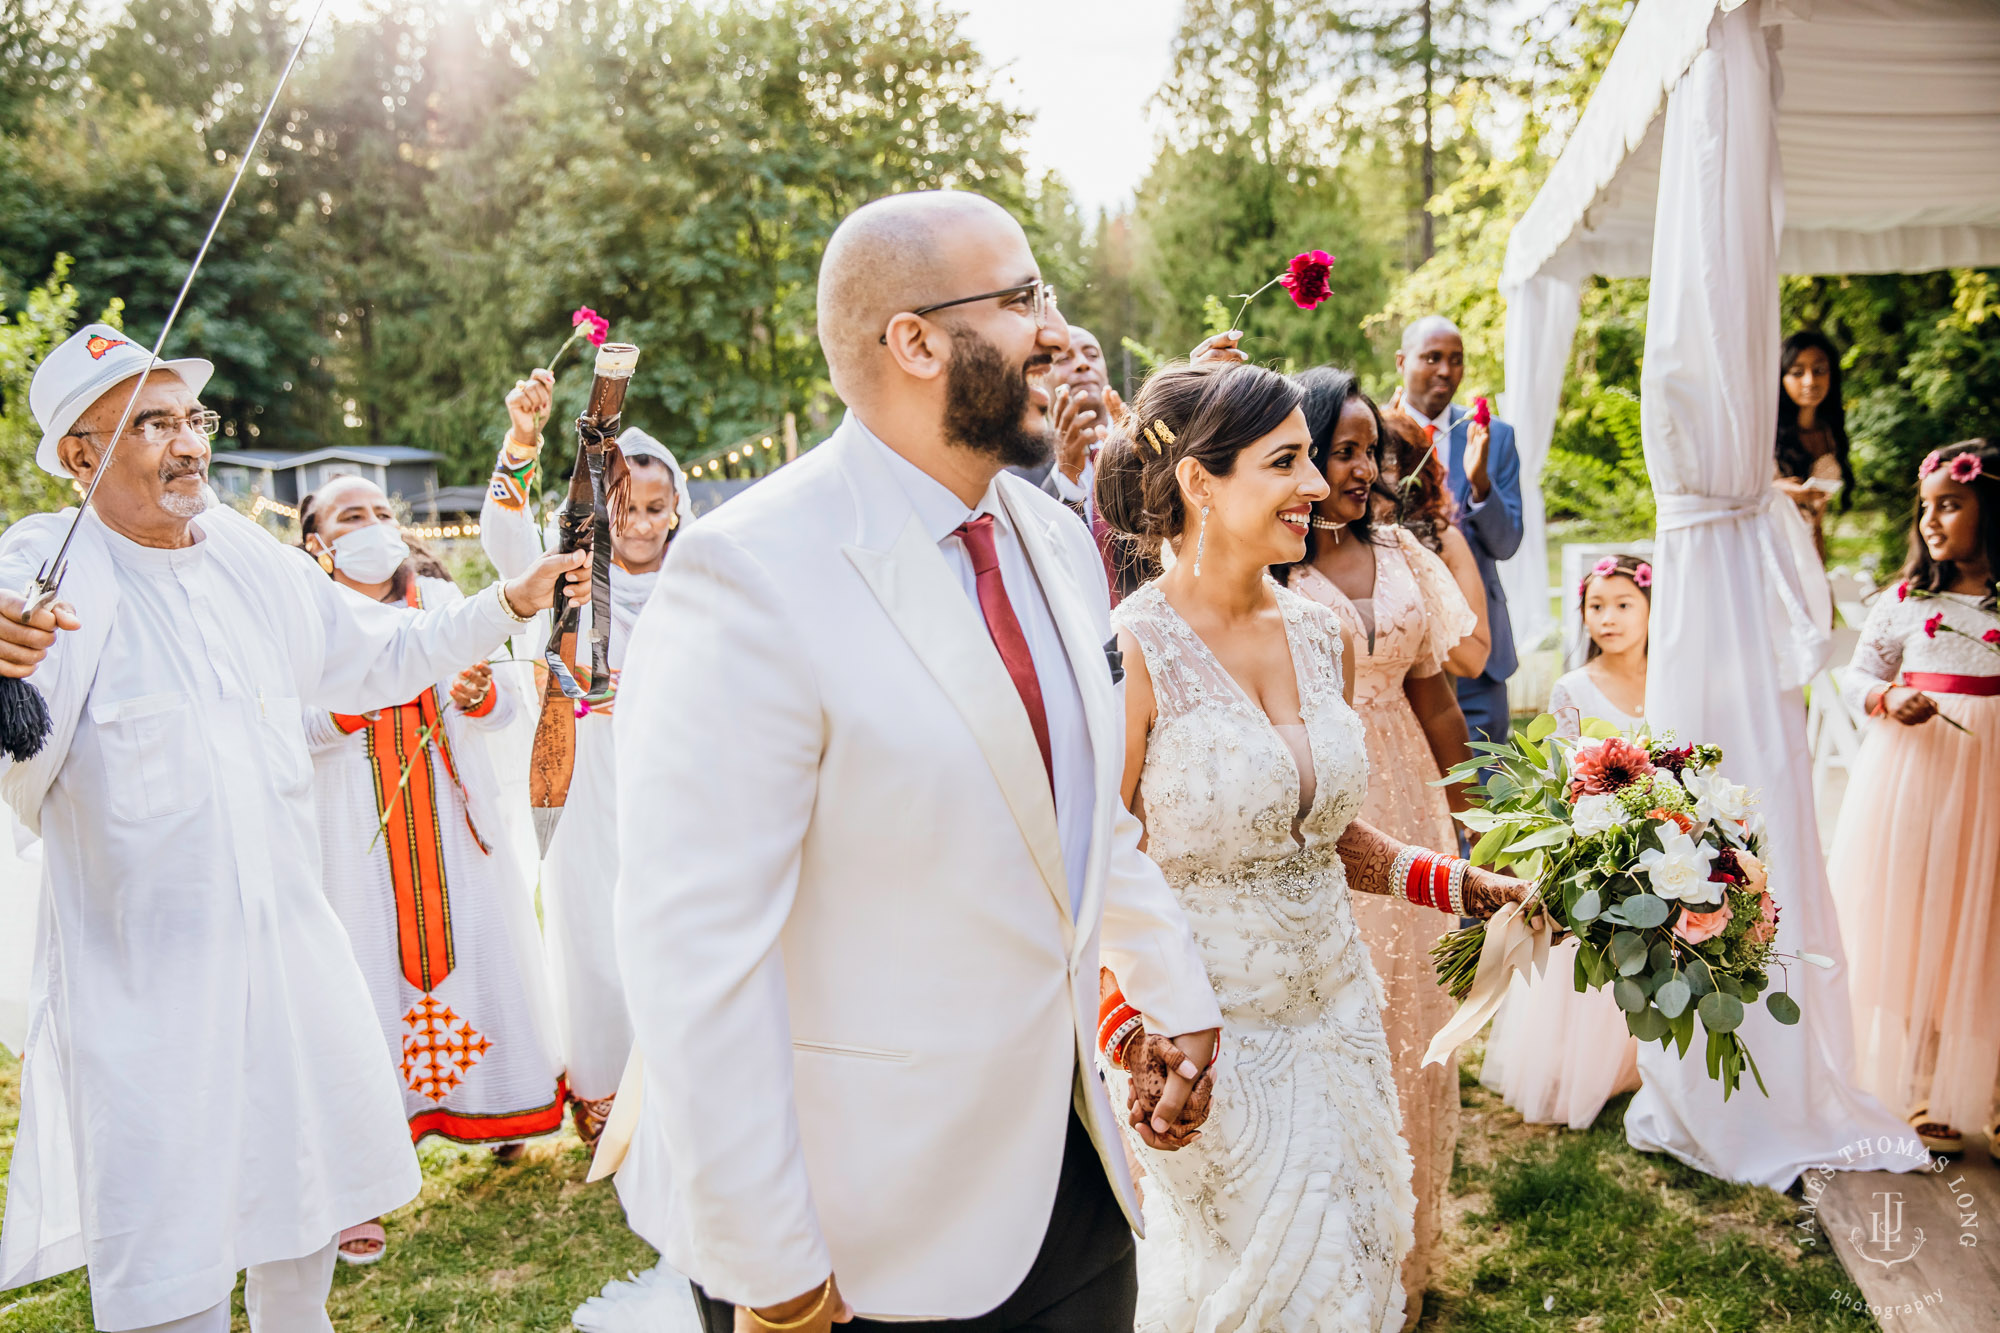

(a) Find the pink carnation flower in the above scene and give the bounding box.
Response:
[1924,612,1945,638]
[1634,562,1653,589]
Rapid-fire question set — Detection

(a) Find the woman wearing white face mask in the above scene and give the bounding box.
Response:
[298,476,565,1265]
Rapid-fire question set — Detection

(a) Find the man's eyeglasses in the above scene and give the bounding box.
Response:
[879,281,1057,345]
[72,409,222,445]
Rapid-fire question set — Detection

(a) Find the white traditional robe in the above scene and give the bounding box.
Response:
[307,576,565,1143]
[0,505,525,1331]
[481,446,675,1101]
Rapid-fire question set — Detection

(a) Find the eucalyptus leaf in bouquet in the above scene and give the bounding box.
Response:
[1429,714,1826,1098]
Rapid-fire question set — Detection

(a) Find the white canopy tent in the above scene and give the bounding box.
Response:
[1498,0,2000,1189]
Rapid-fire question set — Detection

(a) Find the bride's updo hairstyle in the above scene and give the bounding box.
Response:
[1095,360,1304,554]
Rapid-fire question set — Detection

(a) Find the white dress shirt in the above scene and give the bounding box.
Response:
[859,425,1096,917]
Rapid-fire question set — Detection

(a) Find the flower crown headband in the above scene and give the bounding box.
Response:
[1580,556,1652,600]
[1918,449,1986,484]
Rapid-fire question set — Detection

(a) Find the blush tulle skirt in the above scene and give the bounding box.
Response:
[1831,692,2000,1137]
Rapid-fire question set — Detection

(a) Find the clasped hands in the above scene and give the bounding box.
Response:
[1124,1026,1221,1150]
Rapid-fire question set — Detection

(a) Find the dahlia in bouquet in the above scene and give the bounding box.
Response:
[1430,716,1824,1098]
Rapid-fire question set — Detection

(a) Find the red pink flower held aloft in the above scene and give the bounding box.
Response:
[572,306,611,347]
[1277,250,1335,310]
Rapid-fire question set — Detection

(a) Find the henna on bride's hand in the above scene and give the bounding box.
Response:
[1464,865,1527,918]
[1124,1034,1212,1150]
[1335,819,1398,898]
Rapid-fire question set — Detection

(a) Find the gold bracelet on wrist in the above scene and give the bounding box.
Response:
[494,579,532,625]
[745,1276,834,1331]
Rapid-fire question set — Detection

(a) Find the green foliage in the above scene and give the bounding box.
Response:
[0,0,1035,499]
[0,254,118,520]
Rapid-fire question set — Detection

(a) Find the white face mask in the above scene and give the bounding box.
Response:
[327,522,411,584]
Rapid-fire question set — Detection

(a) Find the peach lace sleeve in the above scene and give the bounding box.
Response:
[1397,527,1477,677]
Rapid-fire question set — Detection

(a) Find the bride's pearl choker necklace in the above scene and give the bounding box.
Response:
[1307,517,1347,531]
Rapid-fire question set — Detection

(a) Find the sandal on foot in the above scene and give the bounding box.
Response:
[490,1142,525,1163]
[1906,1102,1963,1155]
[337,1221,387,1266]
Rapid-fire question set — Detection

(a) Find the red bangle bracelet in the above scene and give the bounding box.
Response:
[1431,858,1452,913]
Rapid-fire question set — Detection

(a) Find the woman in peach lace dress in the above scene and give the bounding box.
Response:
[1283,367,1478,1322]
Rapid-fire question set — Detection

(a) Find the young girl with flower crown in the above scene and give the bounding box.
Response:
[1831,439,2000,1155]
[1481,556,1653,1128]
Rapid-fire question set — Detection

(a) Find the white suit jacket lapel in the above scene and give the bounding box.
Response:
[836,429,1072,929]
[1001,484,1121,947]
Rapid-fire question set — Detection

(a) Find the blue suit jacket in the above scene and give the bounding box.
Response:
[1441,402,1523,683]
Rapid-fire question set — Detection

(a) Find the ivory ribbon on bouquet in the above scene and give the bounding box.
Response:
[585,1047,649,1182]
[1422,898,1557,1067]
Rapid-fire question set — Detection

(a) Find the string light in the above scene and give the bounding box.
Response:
[727,450,740,463]
[403,522,480,541]
[250,495,300,520]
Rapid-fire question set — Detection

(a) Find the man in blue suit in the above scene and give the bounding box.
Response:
[1396,315,1522,749]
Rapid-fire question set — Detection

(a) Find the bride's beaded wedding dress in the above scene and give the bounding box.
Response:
[1112,582,1414,1333]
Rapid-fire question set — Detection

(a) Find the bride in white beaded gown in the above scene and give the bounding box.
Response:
[1094,361,1523,1332]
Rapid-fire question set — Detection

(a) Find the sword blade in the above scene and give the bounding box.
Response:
[27,0,332,602]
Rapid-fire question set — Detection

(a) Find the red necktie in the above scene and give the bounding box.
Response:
[953,514,1053,786]
[1424,422,1438,444]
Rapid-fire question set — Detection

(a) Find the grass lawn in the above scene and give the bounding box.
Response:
[0,1049,655,1331]
[2,1043,1878,1331]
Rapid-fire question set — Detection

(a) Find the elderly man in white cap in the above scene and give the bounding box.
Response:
[0,325,587,1333]
[481,366,690,1143]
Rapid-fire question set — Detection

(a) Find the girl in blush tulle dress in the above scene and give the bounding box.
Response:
[1481,557,1648,1129]
[1831,440,2000,1154]
[1282,368,1476,1320]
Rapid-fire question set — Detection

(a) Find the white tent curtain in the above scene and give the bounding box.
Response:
[1619,3,1914,1189]
[1497,273,1581,659]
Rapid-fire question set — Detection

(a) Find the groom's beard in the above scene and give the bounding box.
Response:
[942,331,1053,471]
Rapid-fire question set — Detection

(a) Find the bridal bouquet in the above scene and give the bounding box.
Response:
[1430,717,1822,1098]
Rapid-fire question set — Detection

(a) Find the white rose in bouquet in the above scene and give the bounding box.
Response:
[1682,769,1752,826]
[1637,822,1721,904]
[1570,793,1627,837]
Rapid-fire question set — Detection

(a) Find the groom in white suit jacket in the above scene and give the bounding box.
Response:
[610,191,1224,1331]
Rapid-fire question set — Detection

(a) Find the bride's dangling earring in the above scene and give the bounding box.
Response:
[1194,506,1210,576]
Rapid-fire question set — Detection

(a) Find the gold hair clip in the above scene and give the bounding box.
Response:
[1140,420,1177,455]
[1142,424,1162,454]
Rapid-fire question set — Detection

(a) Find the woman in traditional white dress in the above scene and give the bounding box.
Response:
[1482,556,1648,1129]
[300,476,564,1263]
[1091,361,1525,1332]
[483,368,690,1143]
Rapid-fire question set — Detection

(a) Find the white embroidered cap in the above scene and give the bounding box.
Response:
[29,323,214,478]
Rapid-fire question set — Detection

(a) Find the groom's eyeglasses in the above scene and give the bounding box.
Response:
[879,281,1058,344]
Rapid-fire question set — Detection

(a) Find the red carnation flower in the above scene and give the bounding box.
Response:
[1568,737,1657,798]
[1984,629,2000,646]
[1895,580,1910,602]
[1278,250,1335,310]
[1473,396,1491,428]
[1924,612,1944,639]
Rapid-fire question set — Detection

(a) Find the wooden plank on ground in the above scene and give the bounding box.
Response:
[1816,1144,2000,1329]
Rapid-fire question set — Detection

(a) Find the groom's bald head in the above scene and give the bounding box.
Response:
[817,191,1034,402]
